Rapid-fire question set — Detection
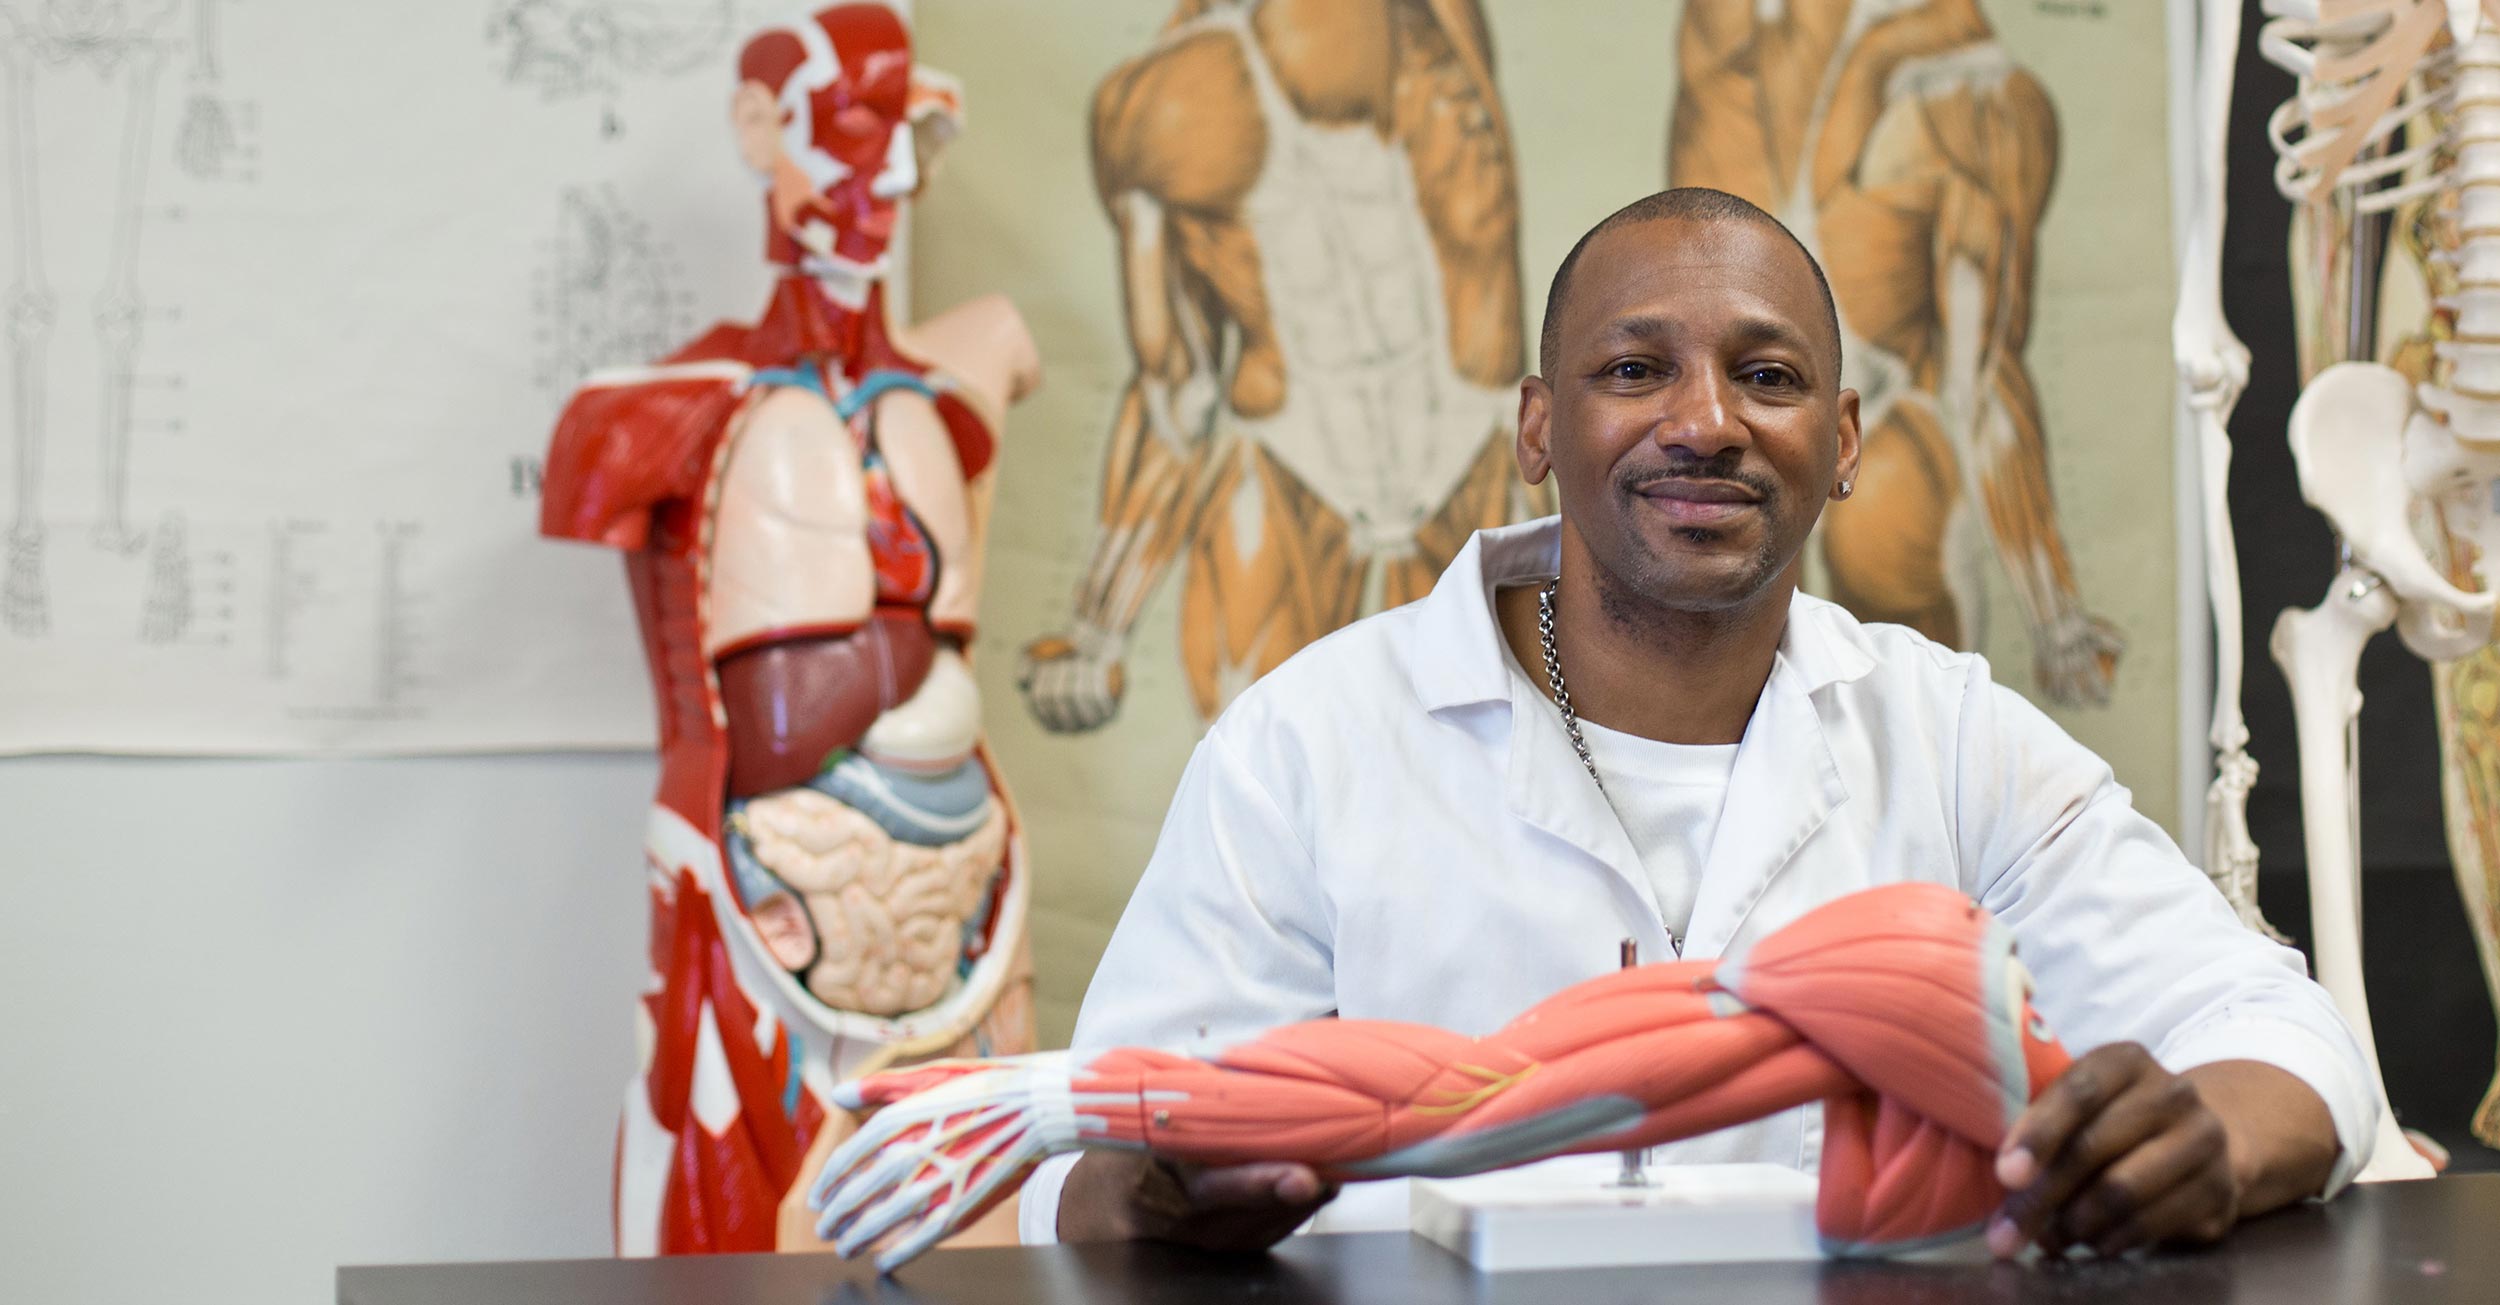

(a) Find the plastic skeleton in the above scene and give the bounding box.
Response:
[808,883,2071,1272]
[2,0,195,636]
[1018,0,1542,733]
[2188,0,2500,1173]
[539,4,1041,1254]
[1667,0,2123,707]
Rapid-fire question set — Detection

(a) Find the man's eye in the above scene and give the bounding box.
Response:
[1607,361,1654,381]
[1743,366,1798,388]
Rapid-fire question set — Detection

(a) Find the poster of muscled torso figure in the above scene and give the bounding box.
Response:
[912,0,2180,1040]
[1016,0,1548,733]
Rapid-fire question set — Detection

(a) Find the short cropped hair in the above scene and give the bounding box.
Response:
[1537,188,1842,381]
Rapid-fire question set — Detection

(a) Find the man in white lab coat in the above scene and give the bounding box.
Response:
[1021,189,2374,1260]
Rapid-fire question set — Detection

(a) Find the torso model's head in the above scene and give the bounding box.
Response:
[730,3,964,283]
[1520,188,1862,625]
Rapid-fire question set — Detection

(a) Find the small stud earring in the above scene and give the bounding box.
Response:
[1835,479,1854,500]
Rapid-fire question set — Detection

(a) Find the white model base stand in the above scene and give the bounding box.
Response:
[1411,1157,1855,1272]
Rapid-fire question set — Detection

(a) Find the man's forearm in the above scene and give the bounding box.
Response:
[2183,1060,2341,1216]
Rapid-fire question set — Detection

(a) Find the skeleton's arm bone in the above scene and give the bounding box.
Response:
[2178,0,2282,931]
[2177,0,2252,405]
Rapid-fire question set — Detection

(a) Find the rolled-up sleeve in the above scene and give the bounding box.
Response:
[1953,663,2377,1196]
[1020,720,1338,1243]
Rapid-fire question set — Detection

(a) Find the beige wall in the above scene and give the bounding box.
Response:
[912,0,2180,1045]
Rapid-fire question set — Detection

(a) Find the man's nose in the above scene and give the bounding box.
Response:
[1653,369,1749,459]
[870,125,919,200]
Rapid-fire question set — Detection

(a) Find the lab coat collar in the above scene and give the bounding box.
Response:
[1412,517,1872,955]
[1407,517,1879,713]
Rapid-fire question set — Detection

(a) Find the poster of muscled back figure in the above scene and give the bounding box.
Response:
[913,0,2179,1039]
[1671,1,2121,707]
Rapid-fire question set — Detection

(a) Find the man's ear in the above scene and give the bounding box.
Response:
[1517,376,1553,485]
[1832,387,1863,497]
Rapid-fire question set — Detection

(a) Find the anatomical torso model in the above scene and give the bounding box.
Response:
[539,3,1042,1254]
[2180,0,2500,1172]
[804,883,2072,1272]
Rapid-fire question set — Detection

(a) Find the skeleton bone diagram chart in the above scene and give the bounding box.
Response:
[0,1,784,752]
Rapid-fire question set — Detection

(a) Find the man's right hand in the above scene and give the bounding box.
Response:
[1055,1151,1338,1251]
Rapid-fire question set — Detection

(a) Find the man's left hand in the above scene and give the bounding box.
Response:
[1988,1043,2239,1258]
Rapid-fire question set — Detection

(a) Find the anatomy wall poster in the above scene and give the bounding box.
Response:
[913,0,2182,1040]
[1670,1,2122,709]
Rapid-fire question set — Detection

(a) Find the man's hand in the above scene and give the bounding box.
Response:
[1988,1045,2337,1259]
[1056,1151,1339,1252]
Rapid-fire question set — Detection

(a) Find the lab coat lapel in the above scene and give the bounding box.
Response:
[1502,673,1662,926]
[1684,656,1848,958]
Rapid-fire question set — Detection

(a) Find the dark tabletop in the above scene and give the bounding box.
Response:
[338,1172,2500,1304]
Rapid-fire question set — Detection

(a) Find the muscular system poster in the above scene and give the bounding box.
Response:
[929,0,2180,1040]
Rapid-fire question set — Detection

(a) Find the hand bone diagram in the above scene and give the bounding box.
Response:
[805,883,2072,1271]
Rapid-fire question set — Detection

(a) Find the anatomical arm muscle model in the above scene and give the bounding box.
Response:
[807,883,2073,1270]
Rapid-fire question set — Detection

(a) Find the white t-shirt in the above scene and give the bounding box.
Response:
[1572,716,1736,954]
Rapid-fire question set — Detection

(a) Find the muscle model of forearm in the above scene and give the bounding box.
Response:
[808,883,2073,1270]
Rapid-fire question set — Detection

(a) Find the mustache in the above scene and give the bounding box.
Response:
[1614,452,1780,501]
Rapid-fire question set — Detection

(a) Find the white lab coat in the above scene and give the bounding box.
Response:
[1019,518,2374,1242]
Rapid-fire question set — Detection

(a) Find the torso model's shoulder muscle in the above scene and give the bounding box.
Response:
[540,361,755,550]
[879,293,1037,482]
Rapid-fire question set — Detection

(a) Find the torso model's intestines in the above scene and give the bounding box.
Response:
[735,782,1007,1016]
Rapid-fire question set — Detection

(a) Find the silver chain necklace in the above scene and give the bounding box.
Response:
[1537,576,1605,796]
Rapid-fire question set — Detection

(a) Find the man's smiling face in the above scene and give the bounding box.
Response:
[1520,215,1860,618]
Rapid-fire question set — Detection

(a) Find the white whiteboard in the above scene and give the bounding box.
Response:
[0,1,837,753]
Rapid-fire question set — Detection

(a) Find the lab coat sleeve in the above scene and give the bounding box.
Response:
[1953,662,2377,1197]
[1021,720,1339,1244]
